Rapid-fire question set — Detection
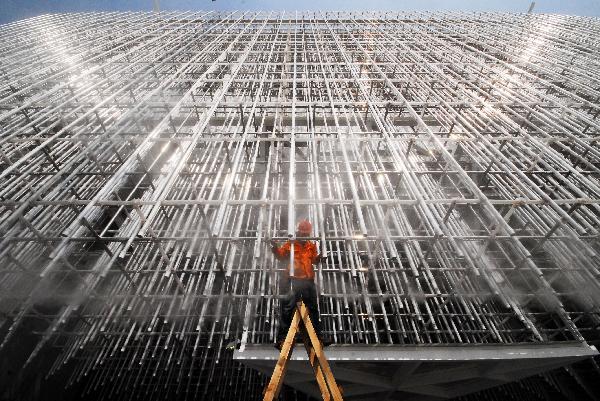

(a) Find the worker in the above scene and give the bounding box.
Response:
[270,219,330,350]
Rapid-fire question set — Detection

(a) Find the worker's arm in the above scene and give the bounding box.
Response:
[270,240,291,282]
[270,240,290,260]
[310,243,327,264]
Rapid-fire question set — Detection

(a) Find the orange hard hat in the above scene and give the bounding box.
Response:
[297,219,312,234]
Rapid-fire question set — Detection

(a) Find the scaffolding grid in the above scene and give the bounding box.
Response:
[0,10,599,400]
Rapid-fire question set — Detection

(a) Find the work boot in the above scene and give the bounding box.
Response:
[318,336,333,347]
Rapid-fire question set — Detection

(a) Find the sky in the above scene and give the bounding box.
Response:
[1,0,599,25]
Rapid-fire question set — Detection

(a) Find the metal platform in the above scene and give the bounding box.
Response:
[235,342,598,400]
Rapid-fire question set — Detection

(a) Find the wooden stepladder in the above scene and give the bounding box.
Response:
[263,301,343,401]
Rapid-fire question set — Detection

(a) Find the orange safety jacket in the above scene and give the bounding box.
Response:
[272,240,319,280]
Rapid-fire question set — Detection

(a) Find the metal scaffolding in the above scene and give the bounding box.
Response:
[0,10,599,400]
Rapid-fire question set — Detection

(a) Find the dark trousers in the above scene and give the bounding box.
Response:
[278,279,321,341]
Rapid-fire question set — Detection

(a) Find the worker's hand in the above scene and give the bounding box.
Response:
[268,238,279,256]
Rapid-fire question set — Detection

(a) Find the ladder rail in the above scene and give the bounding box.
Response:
[302,338,333,401]
[298,303,344,400]
[263,307,302,401]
